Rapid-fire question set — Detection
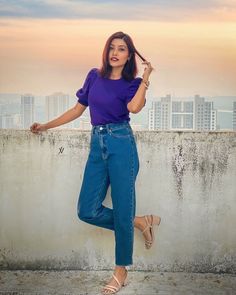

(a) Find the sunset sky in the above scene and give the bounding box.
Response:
[0,0,236,98]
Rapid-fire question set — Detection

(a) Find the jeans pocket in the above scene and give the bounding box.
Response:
[110,127,132,138]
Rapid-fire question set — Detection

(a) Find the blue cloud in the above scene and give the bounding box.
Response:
[0,0,234,19]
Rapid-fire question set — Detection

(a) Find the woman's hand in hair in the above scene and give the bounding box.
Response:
[142,60,154,81]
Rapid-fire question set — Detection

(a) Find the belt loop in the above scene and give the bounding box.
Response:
[92,126,96,134]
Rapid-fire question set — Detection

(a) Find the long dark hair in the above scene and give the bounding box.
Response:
[99,31,146,81]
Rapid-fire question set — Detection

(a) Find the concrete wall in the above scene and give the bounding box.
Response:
[0,129,236,273]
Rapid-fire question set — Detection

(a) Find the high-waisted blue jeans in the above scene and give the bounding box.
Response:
[77,121,139,266]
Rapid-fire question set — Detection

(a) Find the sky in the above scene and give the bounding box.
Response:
[0,0,236,98]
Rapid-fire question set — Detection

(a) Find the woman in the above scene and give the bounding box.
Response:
[30,31,161,295]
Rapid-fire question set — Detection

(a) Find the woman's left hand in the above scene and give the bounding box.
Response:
[142,60,154,81]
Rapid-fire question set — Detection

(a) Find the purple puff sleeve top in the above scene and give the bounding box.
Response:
[76,68,142,126]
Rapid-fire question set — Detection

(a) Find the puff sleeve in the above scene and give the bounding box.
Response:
[76,68,97,106]
[125,77,142,104]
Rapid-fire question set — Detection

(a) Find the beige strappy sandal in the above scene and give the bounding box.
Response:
[142,215,161,249]
[101,271,128,294]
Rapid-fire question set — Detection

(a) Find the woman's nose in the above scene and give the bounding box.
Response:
[113,48,118,55]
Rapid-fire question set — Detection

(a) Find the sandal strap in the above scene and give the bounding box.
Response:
[142,225,152,234]
[112,274,121,288]
[103,271,127,294]
[145,239,153,244]
[104,285,119,292]
[142,216,152,234]
[145,215,151,226]
[150,214,154,226]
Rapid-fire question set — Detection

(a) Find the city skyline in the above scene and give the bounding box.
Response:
[0,1,236,97]
[1,91,236,109]
[0,92,235,131]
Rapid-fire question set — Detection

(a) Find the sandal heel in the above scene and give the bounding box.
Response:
[123,277,128,286]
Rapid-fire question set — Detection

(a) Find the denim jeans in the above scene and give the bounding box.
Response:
[77,121,139,266]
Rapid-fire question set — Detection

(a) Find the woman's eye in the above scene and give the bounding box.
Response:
[109,47,125,51]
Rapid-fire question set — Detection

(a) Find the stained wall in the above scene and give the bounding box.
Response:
[0,130,235,272]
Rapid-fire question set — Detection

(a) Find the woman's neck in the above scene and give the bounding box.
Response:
[110,67,123,79]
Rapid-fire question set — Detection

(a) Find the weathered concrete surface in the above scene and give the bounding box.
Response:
[0,270,235,295]
[0,130,236,273]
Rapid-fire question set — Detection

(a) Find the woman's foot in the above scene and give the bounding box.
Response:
[101,266,128,294]
[134,215,161,249]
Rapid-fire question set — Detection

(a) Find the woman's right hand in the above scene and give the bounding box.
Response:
[142,60,154,82]
[30,122,47,134]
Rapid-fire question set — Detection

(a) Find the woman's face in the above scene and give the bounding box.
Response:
[108,38,130,69]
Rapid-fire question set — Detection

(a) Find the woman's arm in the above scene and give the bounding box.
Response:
[127,61,154,114]
[127,82,147,114]
[30,102,87,133]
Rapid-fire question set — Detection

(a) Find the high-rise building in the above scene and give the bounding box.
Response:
[161,95,171,130]
[148,95,171,130]
[172,101,194,130]
[233,102,236,131]
[0,114,21,129]
[148,103,161,130]
[21,94,35,129]
[148,108,155,130]
[46,92,69,127]
[194,95,217,131]
[0,105,2,128]
[1,114,14,128]
[149,95,216,131]
[211,109,217,131]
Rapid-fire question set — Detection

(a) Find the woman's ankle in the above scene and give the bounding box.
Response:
[134,216,144,229]
[115,266,127,273]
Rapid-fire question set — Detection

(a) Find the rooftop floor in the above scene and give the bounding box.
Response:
[0,270,236,295]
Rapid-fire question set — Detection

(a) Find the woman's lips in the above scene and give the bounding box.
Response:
[111,57,119,61]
